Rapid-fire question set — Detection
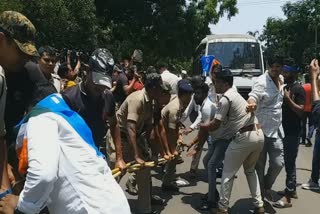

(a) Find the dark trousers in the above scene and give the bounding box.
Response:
[283,135,300,192]
[301,112,315,142]
[311,131,320,184]
[207,139,231,207]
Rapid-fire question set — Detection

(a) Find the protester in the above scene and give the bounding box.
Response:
[187,77,216,179]
[62,48,126,172]
[273,60,305,208]
[247,55,285,200]
[301,59,320,191]
[301,74,314,147]
[161,79,194,192]
[2,88,130,213]
[159,63,180,94]
[38,46,62,92]
[0,11,52,197]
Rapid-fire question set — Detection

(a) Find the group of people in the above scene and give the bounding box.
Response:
[0,10,320,214]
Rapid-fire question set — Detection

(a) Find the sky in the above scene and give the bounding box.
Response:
[210,0,295,35]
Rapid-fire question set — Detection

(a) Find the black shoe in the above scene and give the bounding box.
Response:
[197,200,211,211]
[151,195,164,205]
[254,206,265,214]
[162,183,179,192]
[306,138,312,147]
[277,190,298,199]
[126,180,138,195]
[189,169,197,179]
[201,193,208,201]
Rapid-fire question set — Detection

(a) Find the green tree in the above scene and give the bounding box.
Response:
[260,0,320,66]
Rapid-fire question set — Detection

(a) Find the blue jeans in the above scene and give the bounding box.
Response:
[207,139,231,207]
[311,131,320,184]
[256,136,284,192]
[283,135,300,192]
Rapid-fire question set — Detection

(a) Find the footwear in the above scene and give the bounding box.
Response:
[272,197,292,208]
[197,200,210,211]
[254,206,265,214]
[305,139,312,147]
[125,179,138,195]
[216,208,228,214]
[277,190,298,199]
[201,193,208,201]
[189,169,196,179]
[151,195,164,205]
[161,183,179,192]
[302,180,320,191]
[264,189,274,202]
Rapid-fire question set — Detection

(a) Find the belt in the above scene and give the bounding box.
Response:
[239,124,261,134]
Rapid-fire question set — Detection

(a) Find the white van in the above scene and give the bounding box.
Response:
[193,34,265,99]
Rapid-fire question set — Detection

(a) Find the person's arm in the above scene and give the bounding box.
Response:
[127,121,144,165]
[310,59,320,102]
[109,116,127,172]
[123,75,137,95]
[200,97,229,131]
[157,120,173,158]
[186,107,202,134]
[283,88,305,117]
[246,78,265,112]
[0,137,10,193]
[17,116,59,214]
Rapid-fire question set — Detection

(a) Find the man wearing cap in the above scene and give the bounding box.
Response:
[161,79,194,192]
[273,60,305,208]
[62,48,127,172]
[201,70,265,214]
[116,73,165,214]
[0,11,47,202]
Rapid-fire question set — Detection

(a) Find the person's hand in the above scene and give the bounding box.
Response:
[284,88,291,101]
[115,159,127,174]
[246,103,257,113]
[310,59,320,80]
[173,150,179,157]
[0,194,19,214]
[135,157,145,167]
[164,154,171,161]
[186,148,197,157]
[182,127,193,135]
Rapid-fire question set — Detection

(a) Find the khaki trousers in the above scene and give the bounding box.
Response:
[219,128,265,210]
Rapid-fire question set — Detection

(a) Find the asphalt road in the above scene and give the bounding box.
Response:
[120,130,319,214]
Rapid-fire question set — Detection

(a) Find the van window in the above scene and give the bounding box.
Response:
[208,42,262,72]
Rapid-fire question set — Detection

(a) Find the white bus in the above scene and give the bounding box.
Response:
[193,34,265,99]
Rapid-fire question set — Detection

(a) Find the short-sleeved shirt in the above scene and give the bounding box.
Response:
[303,83,312,112]
[112,72,129,104]
[282,82,305,136]
[0,66,6,137]
[62,83,115,146]
[212,88,256,140]
[116,89,153,135]
[161,96,185,130]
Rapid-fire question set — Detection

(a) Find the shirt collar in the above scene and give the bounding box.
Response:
[142,88,150,103]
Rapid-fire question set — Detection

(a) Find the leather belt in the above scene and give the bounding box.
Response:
[239,124,261,134]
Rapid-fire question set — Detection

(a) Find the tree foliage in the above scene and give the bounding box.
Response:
[1,0,238,72]
[260,0,320,66]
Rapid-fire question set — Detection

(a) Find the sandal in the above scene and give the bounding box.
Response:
[0,188,13,200]
[272,199,292,208]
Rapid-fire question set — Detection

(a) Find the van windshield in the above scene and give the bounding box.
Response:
[208,42,262,75]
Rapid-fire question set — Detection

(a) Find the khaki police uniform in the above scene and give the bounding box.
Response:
[115,88,153,213]
[213,88,265,211]
[161,96,184,185]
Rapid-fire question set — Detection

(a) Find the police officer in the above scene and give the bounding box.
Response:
[201,70,265,214]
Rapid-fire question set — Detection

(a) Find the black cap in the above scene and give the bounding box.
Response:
[178,79,193,93]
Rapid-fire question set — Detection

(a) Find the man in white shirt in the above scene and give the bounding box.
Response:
[247,55,285,200]
[2,93,130,214]
[159,63,180,94]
